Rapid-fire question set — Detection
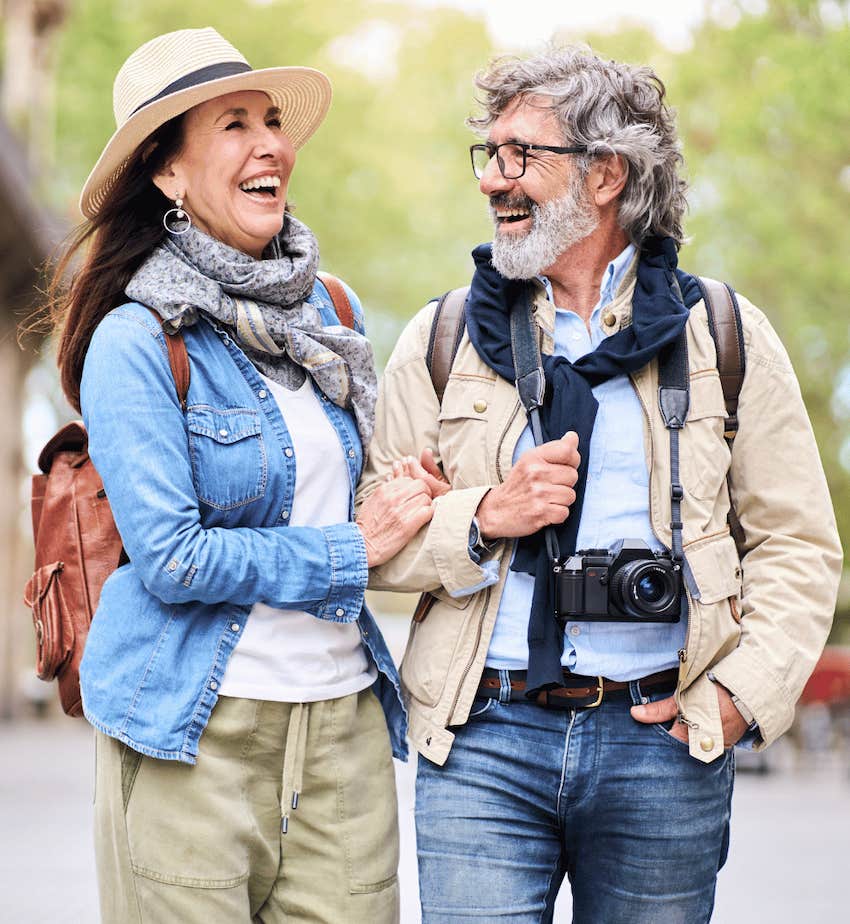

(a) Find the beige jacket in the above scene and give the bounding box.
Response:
[359,260,842,765]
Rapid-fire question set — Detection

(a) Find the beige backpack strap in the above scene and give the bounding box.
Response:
[426,286,469,403]
[317,271,355,330]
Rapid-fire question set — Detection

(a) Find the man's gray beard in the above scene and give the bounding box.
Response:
[490,180,599,280]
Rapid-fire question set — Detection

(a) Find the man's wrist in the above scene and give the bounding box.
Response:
[707,671,758,730]
[468,516,496,564]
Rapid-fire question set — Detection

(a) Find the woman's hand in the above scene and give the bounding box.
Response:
[391,448,451,498]
[356,476,434,567]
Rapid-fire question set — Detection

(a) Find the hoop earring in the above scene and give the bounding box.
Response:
[163,196,191,235]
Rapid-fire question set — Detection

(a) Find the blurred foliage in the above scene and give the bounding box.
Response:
[580,1,850,566]
[42,0,849,602]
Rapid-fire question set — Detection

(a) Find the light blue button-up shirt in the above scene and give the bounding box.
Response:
[485,244,688,679]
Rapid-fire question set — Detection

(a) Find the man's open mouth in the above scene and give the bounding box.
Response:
[494,207,531,224]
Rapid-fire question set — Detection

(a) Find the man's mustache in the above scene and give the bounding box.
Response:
[489,194,536,212]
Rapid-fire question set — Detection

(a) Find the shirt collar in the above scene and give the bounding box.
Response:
[538,241,636,311]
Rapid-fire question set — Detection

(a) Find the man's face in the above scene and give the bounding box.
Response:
[478,96,598,279]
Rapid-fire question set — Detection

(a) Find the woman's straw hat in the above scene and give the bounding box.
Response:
[79,27,332,219]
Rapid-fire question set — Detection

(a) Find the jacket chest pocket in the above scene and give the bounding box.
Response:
[187,406,267,510]
[680,373,731,501]
[437,377,495,489]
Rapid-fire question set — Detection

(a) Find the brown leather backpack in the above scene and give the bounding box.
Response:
[24,312,189,716]
[24,274,354,716]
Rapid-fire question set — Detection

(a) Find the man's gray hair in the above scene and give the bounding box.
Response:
[468,45,688,246]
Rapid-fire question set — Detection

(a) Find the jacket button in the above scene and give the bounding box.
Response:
[348,448,356,458]
[210,680,219,691]
[335,608,345,617]
[700,736,715,752]
[473,399,488,413]
[219,428,229,437]
[258,389,267,399]
[281,510,290,520]
[166,560,178,573]
[602,311,617,327]
[230,623,240,632]
[284,447,294,457]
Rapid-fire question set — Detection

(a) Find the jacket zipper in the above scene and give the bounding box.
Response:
[448,586,492,722]
[448,398,521,722]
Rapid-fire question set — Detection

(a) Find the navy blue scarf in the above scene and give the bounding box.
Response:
[466,236,700,696]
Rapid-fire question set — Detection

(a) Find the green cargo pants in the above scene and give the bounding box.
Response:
[93,688,400,922]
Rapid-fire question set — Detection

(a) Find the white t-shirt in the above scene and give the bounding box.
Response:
[219,374,375,702]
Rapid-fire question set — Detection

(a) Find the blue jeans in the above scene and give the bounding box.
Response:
[415,680,734,923]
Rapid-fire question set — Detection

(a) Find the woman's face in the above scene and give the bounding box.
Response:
[154,90,296,257]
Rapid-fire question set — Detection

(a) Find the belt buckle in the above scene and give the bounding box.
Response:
[585,677,604,708]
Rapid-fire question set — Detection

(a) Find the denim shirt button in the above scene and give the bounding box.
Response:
[258,389,267,399]
[209,680,219,691]
[336,608,345,617]
[284,447,294,457]
[219,428,228,437]
[280,510,290,520]
[230,623,240,632]
[166,560,178,573]
[347,448,356,458]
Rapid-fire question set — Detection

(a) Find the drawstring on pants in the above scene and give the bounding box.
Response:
[281,702,310,835]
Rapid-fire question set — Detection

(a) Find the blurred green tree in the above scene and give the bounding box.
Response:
[51,0,493,357]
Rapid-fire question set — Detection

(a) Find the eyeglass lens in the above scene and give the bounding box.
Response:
[471,143,526,180]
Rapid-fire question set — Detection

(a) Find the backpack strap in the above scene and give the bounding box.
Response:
[147,308,190,411]
[695,277,745,440]
[317,271,355,330]
[426,286,469,402]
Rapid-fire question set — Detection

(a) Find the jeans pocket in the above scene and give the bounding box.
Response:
[650,719,692,751]
[467,697,496,720]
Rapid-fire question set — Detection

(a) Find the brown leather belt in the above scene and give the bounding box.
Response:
[477,667,678,711]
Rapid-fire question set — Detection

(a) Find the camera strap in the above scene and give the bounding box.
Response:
[657,281,690,568]
[509,286,561,563]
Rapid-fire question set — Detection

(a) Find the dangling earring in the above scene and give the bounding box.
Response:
[163,194,191,235]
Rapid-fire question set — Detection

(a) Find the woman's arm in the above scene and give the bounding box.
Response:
[81,308,428,618]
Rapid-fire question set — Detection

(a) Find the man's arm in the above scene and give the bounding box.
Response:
[358,303,498,596]
[694,296,841,745]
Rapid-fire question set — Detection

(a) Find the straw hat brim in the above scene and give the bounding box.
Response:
[79,66,331,220]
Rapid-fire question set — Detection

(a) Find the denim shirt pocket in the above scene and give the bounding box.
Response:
[186,406,267,509]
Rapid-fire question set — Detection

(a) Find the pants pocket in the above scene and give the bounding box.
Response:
[334,689,400,895]
[123,701,254,888]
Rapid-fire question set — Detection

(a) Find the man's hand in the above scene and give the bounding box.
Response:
[476,431,580,540]
[391,448,451,498]
[630,682,750,747]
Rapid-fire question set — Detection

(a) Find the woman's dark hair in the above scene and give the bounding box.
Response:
[44,115,185,411]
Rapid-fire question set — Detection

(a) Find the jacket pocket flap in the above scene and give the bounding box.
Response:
[437,378,493,423]
[187,407,262,444]
[685,533,742,604]
[687,373,726,421]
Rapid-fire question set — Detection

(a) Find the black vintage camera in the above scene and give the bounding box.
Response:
[553,539,682,623]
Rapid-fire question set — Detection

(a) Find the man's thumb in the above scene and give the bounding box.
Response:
[630,695,678,725]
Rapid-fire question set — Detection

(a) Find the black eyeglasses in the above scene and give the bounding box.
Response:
[470,141,588,180]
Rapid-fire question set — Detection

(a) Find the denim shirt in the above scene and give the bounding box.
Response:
[79,281,407,764]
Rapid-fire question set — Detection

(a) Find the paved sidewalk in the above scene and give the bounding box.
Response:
[2,612,849,922]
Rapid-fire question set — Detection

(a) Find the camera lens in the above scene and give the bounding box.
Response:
[636,571,667,604]
[611,560,678,618]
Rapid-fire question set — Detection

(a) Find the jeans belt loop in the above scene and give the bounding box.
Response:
[498,668,512,704]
